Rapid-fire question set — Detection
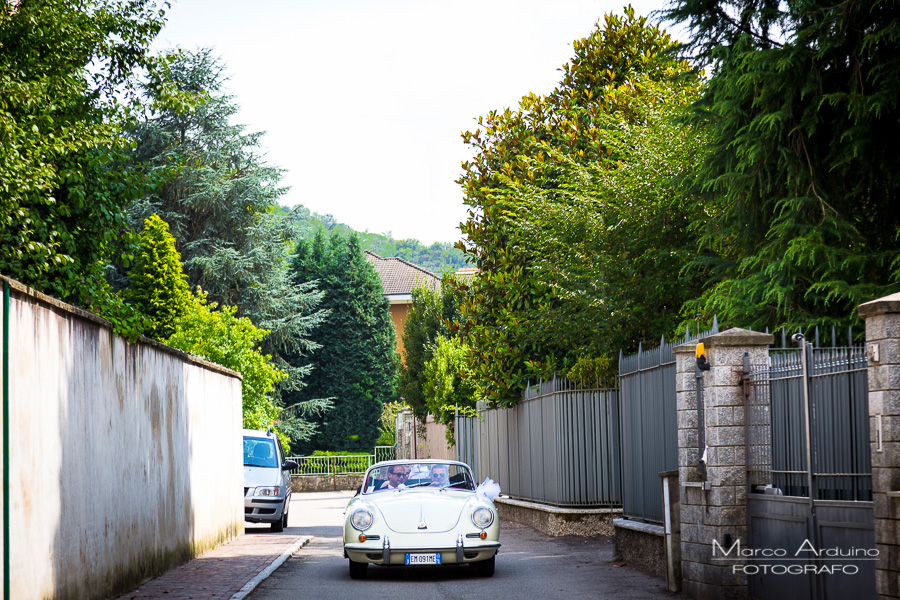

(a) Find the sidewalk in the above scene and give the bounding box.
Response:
[115,531,311,600]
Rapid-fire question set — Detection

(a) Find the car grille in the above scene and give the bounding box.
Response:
[366,553,382,560]
[245,507,277,515]
[464,551,479,559]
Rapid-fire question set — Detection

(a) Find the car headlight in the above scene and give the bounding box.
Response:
[350,508,374,531]
[255,486,280,497]
[472,507,494,528]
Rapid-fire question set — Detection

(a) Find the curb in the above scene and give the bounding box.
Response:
[230,536,312,600]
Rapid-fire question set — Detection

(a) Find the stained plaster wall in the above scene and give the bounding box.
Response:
[0,277,243,599]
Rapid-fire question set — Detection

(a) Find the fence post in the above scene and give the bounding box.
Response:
[859,293,900,600]
[674,328,772,600]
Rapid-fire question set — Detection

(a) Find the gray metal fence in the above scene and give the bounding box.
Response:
[456,376,621,507]
[745,333,871,500]
[618,322,719,523]
[744,330,875,599]
[286,446,395,476]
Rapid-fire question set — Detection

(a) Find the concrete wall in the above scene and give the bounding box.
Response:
[395,410,456,461]
[613,520,666,577]
[416,415,455,460]
[291,473,363,493]
[495,497,620,537]
[0,277,244,600]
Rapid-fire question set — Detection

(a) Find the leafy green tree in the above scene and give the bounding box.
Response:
[125,215,192,340]
[166,290,286,432]
[457,8,697,405]
[287,231,398,453]
[422,335,477,437]
[663,0,900,330]
[127,48,326,392]
[121,217,329,443]
[398,283,445,418]
[496,89,706,364]
[0,0,175,336]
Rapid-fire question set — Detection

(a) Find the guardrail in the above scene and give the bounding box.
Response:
[287,446,395,476]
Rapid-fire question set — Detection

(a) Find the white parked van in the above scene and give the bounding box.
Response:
[243,428,297,532]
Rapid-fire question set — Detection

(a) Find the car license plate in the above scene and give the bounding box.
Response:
[405,553,441,565]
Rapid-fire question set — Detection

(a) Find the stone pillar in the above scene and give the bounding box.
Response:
[859,293,900,599]
[674,328,773,600]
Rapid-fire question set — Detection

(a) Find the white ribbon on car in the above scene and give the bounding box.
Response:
[475,477,501,501]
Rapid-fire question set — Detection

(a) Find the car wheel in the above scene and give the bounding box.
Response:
[271,502,285,533]
[474,555,495,577]
[348,558,369,580]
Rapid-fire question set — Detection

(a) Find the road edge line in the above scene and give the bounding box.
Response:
[230,536,312,600]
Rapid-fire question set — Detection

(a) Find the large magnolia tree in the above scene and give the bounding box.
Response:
[457,8,703,405]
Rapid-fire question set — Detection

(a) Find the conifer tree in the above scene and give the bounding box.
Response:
[125,215,192,340]
[287,231,398,453]
[127,48,326,399]
[663,0,900,329]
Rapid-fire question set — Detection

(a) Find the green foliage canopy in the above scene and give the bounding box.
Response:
[422,335,477,431]
[498,88,706,364]
[457,8,698,405]
[663,0,900,330]
[127,48,327,396]
[398,279,458,419]
[0,0,176,336]
[166,290,287,432]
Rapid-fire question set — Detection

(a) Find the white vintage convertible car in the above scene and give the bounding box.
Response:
[342,459,500,579]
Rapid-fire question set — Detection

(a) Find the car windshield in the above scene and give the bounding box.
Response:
[243,437,278,468]
[363,462,475,494]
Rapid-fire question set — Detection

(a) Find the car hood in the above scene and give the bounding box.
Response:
[244,465,281,488]
[373,491,474,533]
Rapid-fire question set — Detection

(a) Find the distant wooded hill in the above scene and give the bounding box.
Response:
[281,205,469,275]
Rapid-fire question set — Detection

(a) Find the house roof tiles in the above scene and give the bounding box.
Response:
[364,250,440,295]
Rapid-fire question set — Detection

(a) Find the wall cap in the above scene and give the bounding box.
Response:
[1,273,242,381]
[858,292,900,317]
[613,518,665,537]
[494,496,620,515]
[673,342,697,354]
[700,327,774,347]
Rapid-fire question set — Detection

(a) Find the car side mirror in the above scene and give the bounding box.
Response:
[282,460,298,471]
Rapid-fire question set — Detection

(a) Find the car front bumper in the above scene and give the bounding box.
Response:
[344,534,500,565]
[244,493,286,524]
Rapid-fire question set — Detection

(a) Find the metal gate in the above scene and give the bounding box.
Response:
[744,333,875,600]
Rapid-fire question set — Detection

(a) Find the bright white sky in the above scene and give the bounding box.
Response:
[155,0,675,245]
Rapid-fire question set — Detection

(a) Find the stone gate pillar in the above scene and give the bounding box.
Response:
[859,293,900,599]
[674,328,773,600]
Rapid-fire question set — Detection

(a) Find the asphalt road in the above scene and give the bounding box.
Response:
[248,491,675,600]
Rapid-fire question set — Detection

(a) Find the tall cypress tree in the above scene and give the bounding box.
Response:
[287,231,398,453]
